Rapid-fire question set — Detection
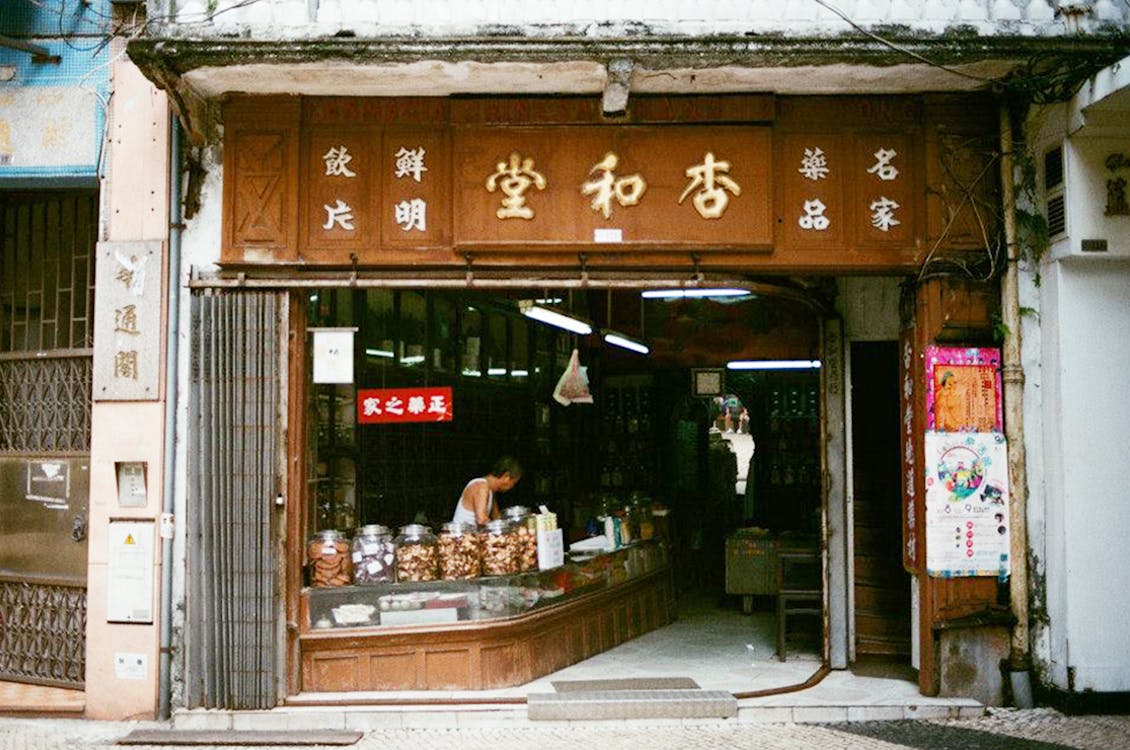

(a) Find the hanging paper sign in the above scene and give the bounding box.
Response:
[924,431,1010,578]
[357,386,453,424]
[312,328,356,384]
[925,346,1002,432]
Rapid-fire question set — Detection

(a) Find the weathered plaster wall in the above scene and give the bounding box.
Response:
[85,50,171,720]
[165,0,1125,38]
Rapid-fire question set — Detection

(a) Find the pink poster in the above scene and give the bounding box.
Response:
[925,346,1002,432]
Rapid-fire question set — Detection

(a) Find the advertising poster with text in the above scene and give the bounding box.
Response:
[924,431,1010,578]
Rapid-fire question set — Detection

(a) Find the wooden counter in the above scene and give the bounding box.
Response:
[299,566,675,692]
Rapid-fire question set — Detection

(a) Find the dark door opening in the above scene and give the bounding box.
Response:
[851,341,910,658]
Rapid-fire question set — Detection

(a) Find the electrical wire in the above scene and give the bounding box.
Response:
[810,0,1005,85]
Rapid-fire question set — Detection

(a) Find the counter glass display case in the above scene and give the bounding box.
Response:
[303,541,668,632]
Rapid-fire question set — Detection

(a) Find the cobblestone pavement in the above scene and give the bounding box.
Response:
[2,709,1129,750]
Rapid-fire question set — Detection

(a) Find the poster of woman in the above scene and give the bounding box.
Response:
[925,346,1003,433]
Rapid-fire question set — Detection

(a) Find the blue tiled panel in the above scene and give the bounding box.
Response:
[1,0,112,39]
[0,37,110,183]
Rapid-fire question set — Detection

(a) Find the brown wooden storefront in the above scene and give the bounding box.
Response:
[217,92,1006,696]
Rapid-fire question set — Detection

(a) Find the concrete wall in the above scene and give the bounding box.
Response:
[164,0,1124,37]
[84,51,171,720]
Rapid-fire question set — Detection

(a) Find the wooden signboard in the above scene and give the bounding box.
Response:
[221,94,996,270]
[452,125,773,251]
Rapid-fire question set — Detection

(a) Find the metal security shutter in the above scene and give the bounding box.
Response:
[0,190,96,689]
[187,290,284,709]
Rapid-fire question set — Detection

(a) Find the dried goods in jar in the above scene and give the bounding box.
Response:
[438,522,481,580]
[308,530,352,587]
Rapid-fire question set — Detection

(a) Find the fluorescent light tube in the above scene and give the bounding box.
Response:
[365,348,394,358]
[727,360,822,370]
[641,288,750,299]
[519,301,593,335]
[602,330,650,355]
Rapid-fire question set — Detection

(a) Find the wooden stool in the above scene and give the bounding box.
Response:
[776,549,822,660]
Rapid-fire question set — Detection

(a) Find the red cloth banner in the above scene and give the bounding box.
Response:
[356,386,453,424]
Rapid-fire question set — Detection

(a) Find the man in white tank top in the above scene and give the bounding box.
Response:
[453,456,522,526]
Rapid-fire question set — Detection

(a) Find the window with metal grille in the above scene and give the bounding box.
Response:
[1044,145,1066,239]
[0,191,96,453]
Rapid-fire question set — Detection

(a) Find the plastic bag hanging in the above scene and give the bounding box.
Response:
[553,348,593,406]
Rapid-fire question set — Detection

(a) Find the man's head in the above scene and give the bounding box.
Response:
[489,455,522,492]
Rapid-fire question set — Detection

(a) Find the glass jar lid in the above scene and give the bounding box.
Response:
[358,524,390,537]
[314,529,343,541]
[398,523,432,537]
[440,521,473,535]
[502,505,530,519]
[483,519,511,534]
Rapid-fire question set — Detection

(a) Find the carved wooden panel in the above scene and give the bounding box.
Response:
[223,97,300,262]
[923,96,1001,254]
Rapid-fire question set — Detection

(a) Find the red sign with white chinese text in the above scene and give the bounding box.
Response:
[356,387,453,424]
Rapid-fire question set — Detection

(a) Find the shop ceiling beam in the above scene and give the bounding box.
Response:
[187,270,833,312]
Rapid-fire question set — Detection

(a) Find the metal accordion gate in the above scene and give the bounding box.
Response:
[186,290,285,709]
[0,191,96,689]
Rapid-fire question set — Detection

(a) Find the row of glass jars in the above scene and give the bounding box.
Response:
[307,507,540,587]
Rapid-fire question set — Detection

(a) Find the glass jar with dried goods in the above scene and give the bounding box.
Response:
[502,505,539,572]
[394,524,439,582]
[480,519,520,576]
[351,524,397,584]
[438,521,481,580]
[308,529,352,587]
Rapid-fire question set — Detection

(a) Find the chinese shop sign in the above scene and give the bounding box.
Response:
[221,96,942,266]
[454,126,773,250]
[356,387,453,424]
[93,241,162,400]
[777,133,916,252]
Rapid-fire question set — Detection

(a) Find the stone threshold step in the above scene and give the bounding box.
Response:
[528,689,738,721]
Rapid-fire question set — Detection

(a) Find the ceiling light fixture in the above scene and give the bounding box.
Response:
[727,359,822,370]
[602,329,650,355]
[641,288,751,299]
[519,300,593,336]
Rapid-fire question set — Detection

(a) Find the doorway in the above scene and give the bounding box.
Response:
[850,341,911,658]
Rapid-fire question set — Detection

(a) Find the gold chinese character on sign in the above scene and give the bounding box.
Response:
[679,152,741,219]
[486,152,547,220]
[581,152,647,219]
[114,350,139,380]
[114,305,140,336]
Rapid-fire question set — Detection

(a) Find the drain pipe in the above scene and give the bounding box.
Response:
[998,102,1034,709]
[158,116,184,721]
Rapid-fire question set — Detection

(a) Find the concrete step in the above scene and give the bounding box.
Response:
[527,689,737,721]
